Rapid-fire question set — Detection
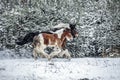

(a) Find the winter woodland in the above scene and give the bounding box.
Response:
[0,0,120,58]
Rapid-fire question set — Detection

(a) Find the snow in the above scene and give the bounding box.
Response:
[0,58,120,80]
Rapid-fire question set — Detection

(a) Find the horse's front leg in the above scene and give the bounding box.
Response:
[49,48,62,60]
[40,49,49,59]
[60,49,71,60]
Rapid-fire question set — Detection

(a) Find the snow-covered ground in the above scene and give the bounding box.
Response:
[0,58,120,80]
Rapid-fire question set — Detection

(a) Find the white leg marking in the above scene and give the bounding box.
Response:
[59,49,71,59]
[33,49,38,60]
[49,48,62,60]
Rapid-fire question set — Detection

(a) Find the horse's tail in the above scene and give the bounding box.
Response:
[16,31,40,45]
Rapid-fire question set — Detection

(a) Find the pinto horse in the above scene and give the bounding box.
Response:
[16,23,78,60]
[32,28,73,60]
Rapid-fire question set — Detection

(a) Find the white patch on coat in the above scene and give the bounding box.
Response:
[52,28,64,38]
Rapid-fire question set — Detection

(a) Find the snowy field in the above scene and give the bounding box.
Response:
[0,58,120,80]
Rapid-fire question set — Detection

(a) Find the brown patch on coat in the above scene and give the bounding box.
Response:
[32,28,73,52]
[61,29,72,41]
[42,28,72,48]
[42,33,57,45]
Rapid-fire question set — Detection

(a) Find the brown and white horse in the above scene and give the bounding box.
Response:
[16,23,78,60]
[32,28,73,60]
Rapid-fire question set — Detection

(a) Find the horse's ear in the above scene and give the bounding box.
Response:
[69,24,76,29]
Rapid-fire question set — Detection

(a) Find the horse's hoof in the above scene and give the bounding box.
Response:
[68,58,71,61]
[48,56,51,61]
[34,57,37,60]
[48,58,51,61]
[66,56,71,61]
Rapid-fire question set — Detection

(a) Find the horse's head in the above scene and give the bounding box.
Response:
[69,24,79,38]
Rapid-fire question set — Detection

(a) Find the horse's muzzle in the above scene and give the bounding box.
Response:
[75,33,79,37]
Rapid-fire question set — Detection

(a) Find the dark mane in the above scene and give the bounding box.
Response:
[41,27,64,34]
[41,31,53,34]
[69,24,76,29]
[50,27,64,32]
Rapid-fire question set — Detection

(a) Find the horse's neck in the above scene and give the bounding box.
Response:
[60,32,66,43]
[51,28,67,42]
[52,28,64,38]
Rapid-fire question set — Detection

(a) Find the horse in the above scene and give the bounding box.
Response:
[16,23,78,60]
[32,28,73,60]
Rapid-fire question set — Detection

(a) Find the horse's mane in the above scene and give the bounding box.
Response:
[40,28,64,34]
[50,27,64,32]
[41,31,53,34]
[39,23,70,34]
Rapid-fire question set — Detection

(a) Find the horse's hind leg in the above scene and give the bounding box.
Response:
[33,49,38,60]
